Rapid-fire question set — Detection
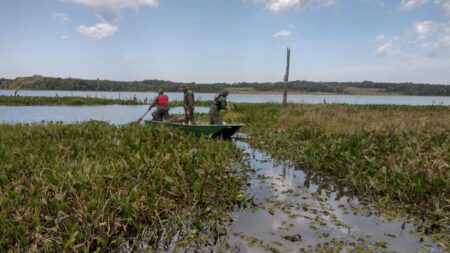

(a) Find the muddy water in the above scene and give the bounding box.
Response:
[220,140,444,253]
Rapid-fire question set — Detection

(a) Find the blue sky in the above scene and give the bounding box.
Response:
[0,0,449,84]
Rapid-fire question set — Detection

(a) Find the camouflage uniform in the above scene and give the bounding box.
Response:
[209,90,229,125]
[183,87,195,125]
[150,91,169,121]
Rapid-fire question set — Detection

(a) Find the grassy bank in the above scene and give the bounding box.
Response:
[0,122,247,251]
[224,103,449,238]
[0,95,212,107]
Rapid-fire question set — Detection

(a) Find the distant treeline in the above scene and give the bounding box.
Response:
[1,76,449,96]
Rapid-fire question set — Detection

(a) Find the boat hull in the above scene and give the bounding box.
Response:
[145,121,243,139]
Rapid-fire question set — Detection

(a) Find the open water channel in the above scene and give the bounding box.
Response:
[218,140,445,252]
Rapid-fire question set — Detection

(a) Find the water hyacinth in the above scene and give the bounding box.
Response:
[224,103,449,243]
[0,122,247,251]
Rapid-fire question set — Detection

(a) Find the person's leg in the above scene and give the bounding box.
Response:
[210,110,220,125]
[184,109,188,124]
[152,111,160,121]
[161,109,169,121]
[188,108,195,125]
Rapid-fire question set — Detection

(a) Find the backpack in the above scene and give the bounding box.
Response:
[157,95,169,106]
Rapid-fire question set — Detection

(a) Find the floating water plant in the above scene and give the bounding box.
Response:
[0,122,248,251]
[228,103,449,246]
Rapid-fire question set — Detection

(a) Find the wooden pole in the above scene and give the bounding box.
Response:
[282,47,290,106]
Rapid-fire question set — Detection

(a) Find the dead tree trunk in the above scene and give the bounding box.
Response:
[282,47,290,106]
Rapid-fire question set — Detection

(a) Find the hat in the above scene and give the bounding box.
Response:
[221,90,230,97]
[158,89,164,94]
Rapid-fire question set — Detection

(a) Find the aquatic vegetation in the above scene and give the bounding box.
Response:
[0,95,144,105]
[0,122,248,251]
[0,95,214,107]
[226,103,449,243]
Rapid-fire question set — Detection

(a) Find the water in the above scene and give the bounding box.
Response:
[0,105,209,125]
[218,140,444,252]
[1,90,450,105]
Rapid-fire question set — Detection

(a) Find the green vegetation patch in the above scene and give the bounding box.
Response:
[0,95,142,106]
[0,95,213,107]
[0,122,247,251]
[224,103,450,242]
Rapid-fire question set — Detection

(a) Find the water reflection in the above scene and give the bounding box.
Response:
[222,140,443,252]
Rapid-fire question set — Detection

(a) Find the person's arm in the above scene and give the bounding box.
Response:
[149,96,158,110]
[220,97,228,110]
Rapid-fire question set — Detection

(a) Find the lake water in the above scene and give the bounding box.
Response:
[0,105,209,125]
[1,90,450,105]
[1,90,449,124]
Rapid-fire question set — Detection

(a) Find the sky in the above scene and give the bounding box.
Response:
[0,0,449,84]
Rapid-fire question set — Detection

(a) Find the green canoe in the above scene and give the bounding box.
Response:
[145,121,244,139]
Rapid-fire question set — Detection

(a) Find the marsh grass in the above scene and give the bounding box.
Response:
[225,103,449,240]
[0,122,247,251]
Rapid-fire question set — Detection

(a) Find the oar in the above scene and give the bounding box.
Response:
[136,108,151,124]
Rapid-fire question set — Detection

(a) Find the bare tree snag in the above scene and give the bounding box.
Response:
[283,47,290,106]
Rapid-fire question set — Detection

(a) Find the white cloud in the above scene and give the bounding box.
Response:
[61,35,69,40]
[429,23,450,52]
[374,34,385,42]
[318,0,337,7]
[76,23,118,39]
[434,0,450,16]
[443,2,450,17]
[374,1,450,57]
[247,0,336,14]
[273,29,292,37]
[53,13,69,24]
[374,41,401,56]
[413,20,435,41]
[400,0,429,11]
[71,0,158,21]
[266,0,303,13]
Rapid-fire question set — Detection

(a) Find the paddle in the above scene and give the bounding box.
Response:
[136,107,152,124]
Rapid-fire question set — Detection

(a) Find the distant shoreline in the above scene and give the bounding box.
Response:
[1,76,450,97]
[1,88,446,97]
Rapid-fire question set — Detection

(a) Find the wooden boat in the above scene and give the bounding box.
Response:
[145,121,244,139]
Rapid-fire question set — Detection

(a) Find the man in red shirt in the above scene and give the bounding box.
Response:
[149,89,170,121]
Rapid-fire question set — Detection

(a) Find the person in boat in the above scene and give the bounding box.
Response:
[149,89,170,121]
[181,86,195,125]
[209,90,229,125]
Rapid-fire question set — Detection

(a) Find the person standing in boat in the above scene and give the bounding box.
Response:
[149,89,170,121]
[182,86,195,125]
[209,90,229,125]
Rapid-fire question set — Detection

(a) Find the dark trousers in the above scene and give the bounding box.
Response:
[184,107,195,125]
[152,107,169,121]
